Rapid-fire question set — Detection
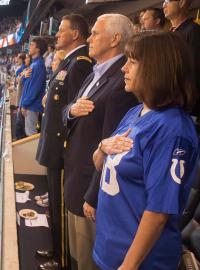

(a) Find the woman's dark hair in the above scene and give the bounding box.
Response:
[18,53,26,64]
[125,32,197,111]
[32,37,48,56]
[62,14,89,39]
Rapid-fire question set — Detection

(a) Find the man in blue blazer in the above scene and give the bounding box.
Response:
[63,14,138,270]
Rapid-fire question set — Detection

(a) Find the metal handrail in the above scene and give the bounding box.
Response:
[0,75,7,269]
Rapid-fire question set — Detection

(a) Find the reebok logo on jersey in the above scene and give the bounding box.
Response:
[173,148,186,156]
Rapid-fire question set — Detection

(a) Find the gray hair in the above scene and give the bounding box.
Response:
[97,14,134,51]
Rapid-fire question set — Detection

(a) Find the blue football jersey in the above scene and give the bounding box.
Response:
[93,104,199,270]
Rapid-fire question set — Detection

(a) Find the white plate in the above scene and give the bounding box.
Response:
[19,209,38,220]
[15,181,34,191]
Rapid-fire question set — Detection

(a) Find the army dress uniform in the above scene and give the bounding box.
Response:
[36,45,93,269]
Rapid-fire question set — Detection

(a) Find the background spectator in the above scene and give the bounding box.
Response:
[44,44,55,79]
[20,37,47,136]
[15,54,32,140]
[138,9,146,30]
[142,8,166,31]
[163,0,200,124]
[0,17,22,38]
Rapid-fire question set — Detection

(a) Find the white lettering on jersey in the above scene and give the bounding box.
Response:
[170,159,185,184]
[101,151,128,196]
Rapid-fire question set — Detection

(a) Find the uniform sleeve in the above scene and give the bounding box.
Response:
[143,136,197,215]
[21,64,46,108]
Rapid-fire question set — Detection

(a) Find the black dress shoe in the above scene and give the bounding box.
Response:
[36,249,54,258]
[39,260,59,270]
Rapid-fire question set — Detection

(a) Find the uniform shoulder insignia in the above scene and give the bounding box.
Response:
[77,56,92,63]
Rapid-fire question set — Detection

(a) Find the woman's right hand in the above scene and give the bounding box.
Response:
[93,129,133,172]
[100,129,133,155]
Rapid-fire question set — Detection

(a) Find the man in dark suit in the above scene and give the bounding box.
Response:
[36,14,93,270]
[163,0,200,123]
[63,14,138,270]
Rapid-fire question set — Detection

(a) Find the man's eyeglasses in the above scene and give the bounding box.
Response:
[163,0,179,3]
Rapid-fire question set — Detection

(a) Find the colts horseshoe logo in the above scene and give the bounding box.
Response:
[170,159,185,184]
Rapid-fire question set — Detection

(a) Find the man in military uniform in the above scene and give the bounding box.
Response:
[36,14,93,270]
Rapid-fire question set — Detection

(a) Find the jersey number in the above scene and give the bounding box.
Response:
[101,152,127,196]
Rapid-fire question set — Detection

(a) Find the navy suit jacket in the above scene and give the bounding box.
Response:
[63,56,139,216]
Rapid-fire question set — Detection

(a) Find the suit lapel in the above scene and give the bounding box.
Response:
[75,71,107,101]
[76,72,94,99]
[86,56,125,99]
[67,56,126,138]
[76,56,125,100]
[87,77,108,99]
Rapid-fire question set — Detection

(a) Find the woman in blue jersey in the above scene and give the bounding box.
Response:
[91,32,199,270]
